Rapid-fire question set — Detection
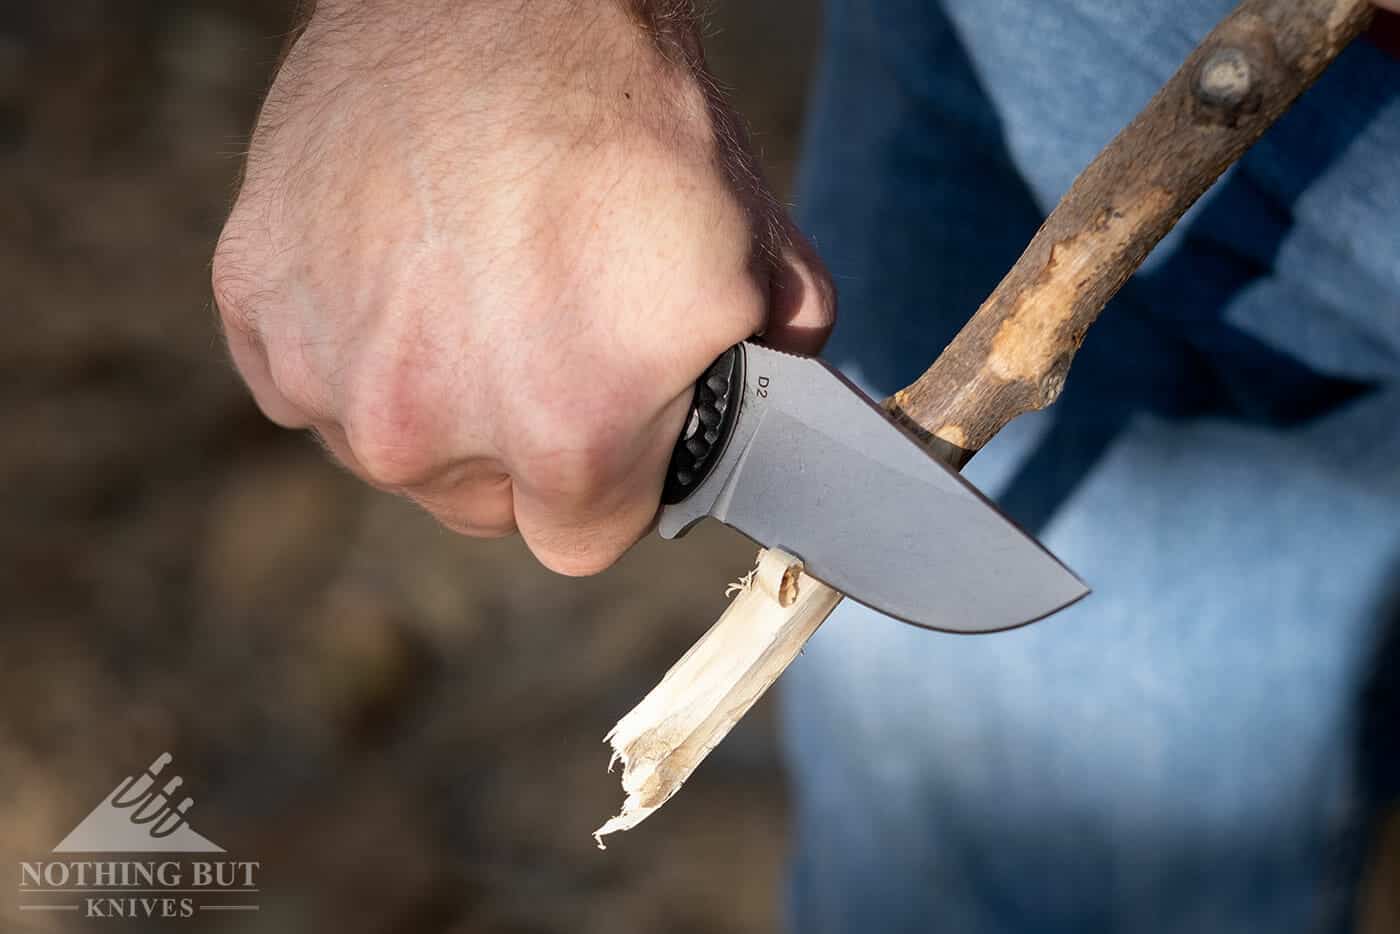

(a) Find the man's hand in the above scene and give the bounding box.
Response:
[213,0,834,574]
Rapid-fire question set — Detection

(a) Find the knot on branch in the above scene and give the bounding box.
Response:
[1193,46,1262,125]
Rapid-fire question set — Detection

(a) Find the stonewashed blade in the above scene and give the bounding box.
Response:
[658,342,1087,632]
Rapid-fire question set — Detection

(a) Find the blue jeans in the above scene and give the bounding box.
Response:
[781,2,1400,931]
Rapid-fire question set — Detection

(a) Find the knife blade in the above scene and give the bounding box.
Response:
[659,341,1088,633]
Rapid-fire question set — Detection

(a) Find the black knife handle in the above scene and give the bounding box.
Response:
[661,344,744,505]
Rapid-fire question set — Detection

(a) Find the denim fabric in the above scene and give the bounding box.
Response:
[781,2,1400,931]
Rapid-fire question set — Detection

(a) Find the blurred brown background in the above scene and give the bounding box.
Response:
[1,2,818,931]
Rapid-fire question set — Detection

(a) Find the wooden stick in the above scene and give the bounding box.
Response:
[595,549,841,847]
[888,0,1374,462]
[598,0,1372,841]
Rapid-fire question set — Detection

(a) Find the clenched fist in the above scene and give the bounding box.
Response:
[213,0,833,574]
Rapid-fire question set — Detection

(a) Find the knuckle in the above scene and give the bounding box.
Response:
[210,234,259,332]
[341,365,441,488]
[347,429,436,489]
[506,366,646,492]
[262,348,322,417]
[509,395,632,501]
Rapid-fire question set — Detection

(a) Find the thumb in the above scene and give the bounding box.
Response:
[760,220,837,356]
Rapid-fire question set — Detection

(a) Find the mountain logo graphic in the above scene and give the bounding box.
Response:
[53,754,223,853]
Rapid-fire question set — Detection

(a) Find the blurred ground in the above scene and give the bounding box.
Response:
[0,3,818,932]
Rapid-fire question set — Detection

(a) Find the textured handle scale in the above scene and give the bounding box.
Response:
[662,344,744,505]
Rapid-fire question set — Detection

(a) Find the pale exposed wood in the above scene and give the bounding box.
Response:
[594,550,838,846]
[600,0,1369,842]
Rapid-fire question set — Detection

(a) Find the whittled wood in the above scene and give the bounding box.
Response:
[888,0,1373,462]
[595,550,840,846]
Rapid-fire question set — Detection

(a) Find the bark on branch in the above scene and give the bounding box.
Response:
[888,0,1374,462]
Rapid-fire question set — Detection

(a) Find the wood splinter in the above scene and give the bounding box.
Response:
[594,548,837,848]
